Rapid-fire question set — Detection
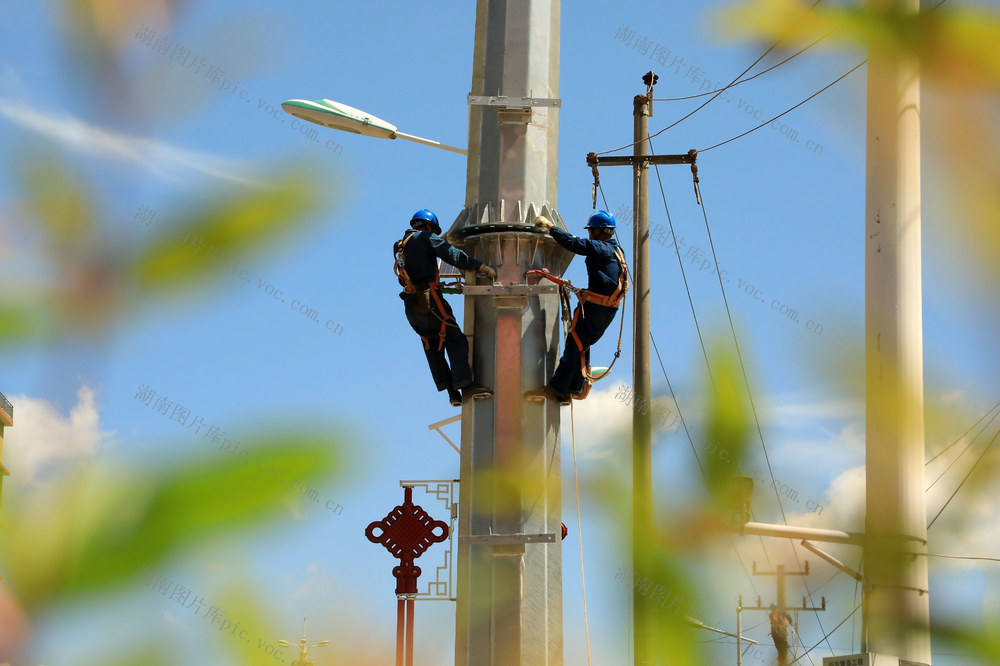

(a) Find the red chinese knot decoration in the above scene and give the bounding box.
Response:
[365,486,449,594]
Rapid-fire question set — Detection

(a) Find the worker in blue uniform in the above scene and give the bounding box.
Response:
[527,210,628,405]
[395,209,498,406]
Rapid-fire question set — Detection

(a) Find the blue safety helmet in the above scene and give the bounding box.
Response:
[410,209,442,235]
[585,210,616,230]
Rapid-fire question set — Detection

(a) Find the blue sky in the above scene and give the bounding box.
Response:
[1,1,998,664]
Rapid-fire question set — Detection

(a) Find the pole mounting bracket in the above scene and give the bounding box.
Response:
[460,533,557,544]
[467,94,562,108]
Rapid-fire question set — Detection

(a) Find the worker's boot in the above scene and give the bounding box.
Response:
[462,384,493,401]
[448,388,463,407]
[524,385,570,406]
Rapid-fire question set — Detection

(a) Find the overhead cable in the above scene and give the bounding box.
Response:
[594,0,824,157]
[653,4,868,102]
[927,428,1000,530]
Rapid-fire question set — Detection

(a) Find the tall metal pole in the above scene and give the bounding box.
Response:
[863,0,930,662]
[452,2,570,664]
[632,85,654,665]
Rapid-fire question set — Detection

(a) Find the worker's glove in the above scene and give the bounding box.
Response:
[533,215,554,230]
[477,264,498,281]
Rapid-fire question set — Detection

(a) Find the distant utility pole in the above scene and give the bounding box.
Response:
[586,72,695,665]
[741,561,825,666]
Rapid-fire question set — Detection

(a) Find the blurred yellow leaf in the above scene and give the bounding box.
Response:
[717,0,1000,90]
[19,154,95,250]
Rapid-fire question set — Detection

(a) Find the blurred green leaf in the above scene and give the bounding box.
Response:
[2,431,344,613]
[130,170,329,293]
[932,622,1000,665]
[704,344,752,513]
[0,303,50,343]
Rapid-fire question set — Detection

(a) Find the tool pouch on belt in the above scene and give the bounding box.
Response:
[414,288,432,314]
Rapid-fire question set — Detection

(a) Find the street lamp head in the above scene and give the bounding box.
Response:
[281,98,398,139]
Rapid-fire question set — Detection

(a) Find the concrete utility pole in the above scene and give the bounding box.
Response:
[449,2,571,664]
[743,562,823,666]
[631,81,656,666]
[587,73,694,664]
[863,0,930,662]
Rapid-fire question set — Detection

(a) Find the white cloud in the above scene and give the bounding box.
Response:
[0,96,263,187]
[785,464,866,534]
[560,385,632,460]
[761,393,864,428]
[938,389,966,406]
[3,386,114,486]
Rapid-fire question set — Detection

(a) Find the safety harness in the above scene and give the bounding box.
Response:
[394,232,461,352]
[525,244,629,396]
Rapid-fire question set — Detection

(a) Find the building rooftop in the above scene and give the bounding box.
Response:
[0,391,12,426]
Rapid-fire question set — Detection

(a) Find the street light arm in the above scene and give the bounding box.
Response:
[282,98,467,156]
[394,131,467,156]
[740,521,864,545]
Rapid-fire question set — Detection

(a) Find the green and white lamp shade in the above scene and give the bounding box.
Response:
[281,99,397,138]
[281,98,467,155]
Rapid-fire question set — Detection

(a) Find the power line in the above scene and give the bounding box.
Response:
[698,0,953,153]
[594,0,824,157]
[925,400,1000,465]
[695,178,836,654]
[927,427,1000,529]
[653,4,868,102]
[596,181,763,598]
[699,59,867,153]
[790,602,863,664]
[628,149,779,581]
[602,164,781,585]
[926,406,1000,491]
[920,553,1000,563]
[648,136,715,386]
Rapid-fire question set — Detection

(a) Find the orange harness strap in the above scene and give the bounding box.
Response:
[395,232,454,351]
[428,285,453,351]
[395,233,437,294]
[579,247,629,308]
[526,247,628,379]
[567,307,589,379]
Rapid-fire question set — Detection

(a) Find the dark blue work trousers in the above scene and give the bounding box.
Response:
[402,291,473,392]
[549,302,619,398]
